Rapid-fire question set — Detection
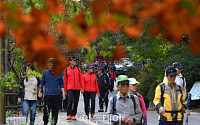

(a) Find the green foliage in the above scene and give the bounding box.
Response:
[0,72,17,91]
[125,31,200,106]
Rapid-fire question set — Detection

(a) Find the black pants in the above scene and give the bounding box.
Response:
[67,90,80,116]
[83,91,97,115]
[99,91,108,110]
[43,95,60,125]
[110,79,114,91]
[59,91,68,111]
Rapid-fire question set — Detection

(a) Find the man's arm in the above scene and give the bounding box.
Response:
[64,68,68,92]
[129,96,142,123]
[38,72,45,98]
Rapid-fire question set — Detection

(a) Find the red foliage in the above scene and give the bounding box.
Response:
[112,43,126,61]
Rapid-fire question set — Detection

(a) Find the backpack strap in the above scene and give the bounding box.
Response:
[65,67,68,82]
[159,83,165,106]
[113,95,136,115]
[113,95,117,115]
[130,94,136,114]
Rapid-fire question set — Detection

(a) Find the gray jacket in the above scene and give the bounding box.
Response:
[107,93,142,125]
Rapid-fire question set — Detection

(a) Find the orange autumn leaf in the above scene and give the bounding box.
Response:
[46,0,65,14]
[124,23,143,38]
[0,20,6,35]
[109,0,139,15]
[74,12,87,30]
[112,43,126,61]
[90,0,108,17]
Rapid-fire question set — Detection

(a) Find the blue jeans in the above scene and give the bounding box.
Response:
[159,120,183,125]
[22,100,37,125]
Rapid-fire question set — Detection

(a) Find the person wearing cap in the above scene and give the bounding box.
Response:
[97,67,110,112]
[163,62,187,99]
[108,66,116,92]
[154,66,190,125]
[128,78,147,124]
[107,75,142,125]
[38,58,65,125]
[173,62,187,99]
[64,56,84,120]
[83,65,100,118]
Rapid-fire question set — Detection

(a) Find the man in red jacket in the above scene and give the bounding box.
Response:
[64,56,84,120]
[83,65,100,119]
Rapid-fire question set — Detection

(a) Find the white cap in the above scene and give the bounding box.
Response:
[128,78,139,85]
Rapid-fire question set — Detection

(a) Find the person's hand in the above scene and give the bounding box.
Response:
[159,107,165,114]
[81,89,84,94]
[38,91,43,98]
[97,93,100,97]
[127,118,134,125]
[62,92,66,100]
[65,91,68,95]
[122,116,129,124]
[186,110,191,116]
[18,98,21,103]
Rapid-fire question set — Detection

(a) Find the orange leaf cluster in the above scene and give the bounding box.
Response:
[1,0,200,73]
[112,43,127,61]
[56,21,90,50]
[109,0,139,15]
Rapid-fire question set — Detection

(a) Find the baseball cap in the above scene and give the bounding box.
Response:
[69,56,77,61]
[88,65,94,69]
[128,78,139,85]
[116,75,129,84]
[97,67,104,72]
[165,66,177,76]
[173,62,184,69]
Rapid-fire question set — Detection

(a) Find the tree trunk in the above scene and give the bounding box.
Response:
[0,36,6,124]
[5,27,9,73]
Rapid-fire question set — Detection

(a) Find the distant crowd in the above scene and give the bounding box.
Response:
[17,57,190,125]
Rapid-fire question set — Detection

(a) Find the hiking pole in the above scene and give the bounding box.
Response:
[185,93,191,125]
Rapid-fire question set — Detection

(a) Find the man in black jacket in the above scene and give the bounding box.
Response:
[97,67,110,112]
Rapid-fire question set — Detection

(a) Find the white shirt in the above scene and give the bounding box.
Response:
[24,75,38,100]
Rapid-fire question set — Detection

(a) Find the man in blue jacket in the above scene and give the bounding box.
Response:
[38,58,65,125]
[97,67,110,112]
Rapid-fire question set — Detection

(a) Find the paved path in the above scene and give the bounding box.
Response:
[33,84,200,125]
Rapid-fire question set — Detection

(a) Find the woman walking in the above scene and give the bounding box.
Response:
[18,63,40,125]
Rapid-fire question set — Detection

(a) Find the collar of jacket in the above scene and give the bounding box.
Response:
[165,80,176,88]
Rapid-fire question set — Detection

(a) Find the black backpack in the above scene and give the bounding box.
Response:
[112,94,136,115]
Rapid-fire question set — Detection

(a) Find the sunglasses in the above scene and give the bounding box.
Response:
[120,83,130,87]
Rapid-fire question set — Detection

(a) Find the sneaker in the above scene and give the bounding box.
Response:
[91,114,94,118]
[98,109,104,112]
[67,115,71,120]
[71,116,76,120]
[86,114,89,119]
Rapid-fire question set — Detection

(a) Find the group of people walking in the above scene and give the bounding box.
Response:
[17,56,190,125]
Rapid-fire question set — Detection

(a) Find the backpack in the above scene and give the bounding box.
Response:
[159,83,183,106]
[112,94,136,115]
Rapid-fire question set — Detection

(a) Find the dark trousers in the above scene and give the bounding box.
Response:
[110,79,114,91]
[83,91,97,115]
[159,120,183,125]
[99,91,108,110]
[43,95,60,125]
[59,91,68,111]
[67,90,80,116]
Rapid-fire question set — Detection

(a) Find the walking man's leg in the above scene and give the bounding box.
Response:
[67,90,73,118]
[43,95,51,125]
[52,95,60,125]
[90,92,96,116]
[72,90,80,119]
[83,91,90,115]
